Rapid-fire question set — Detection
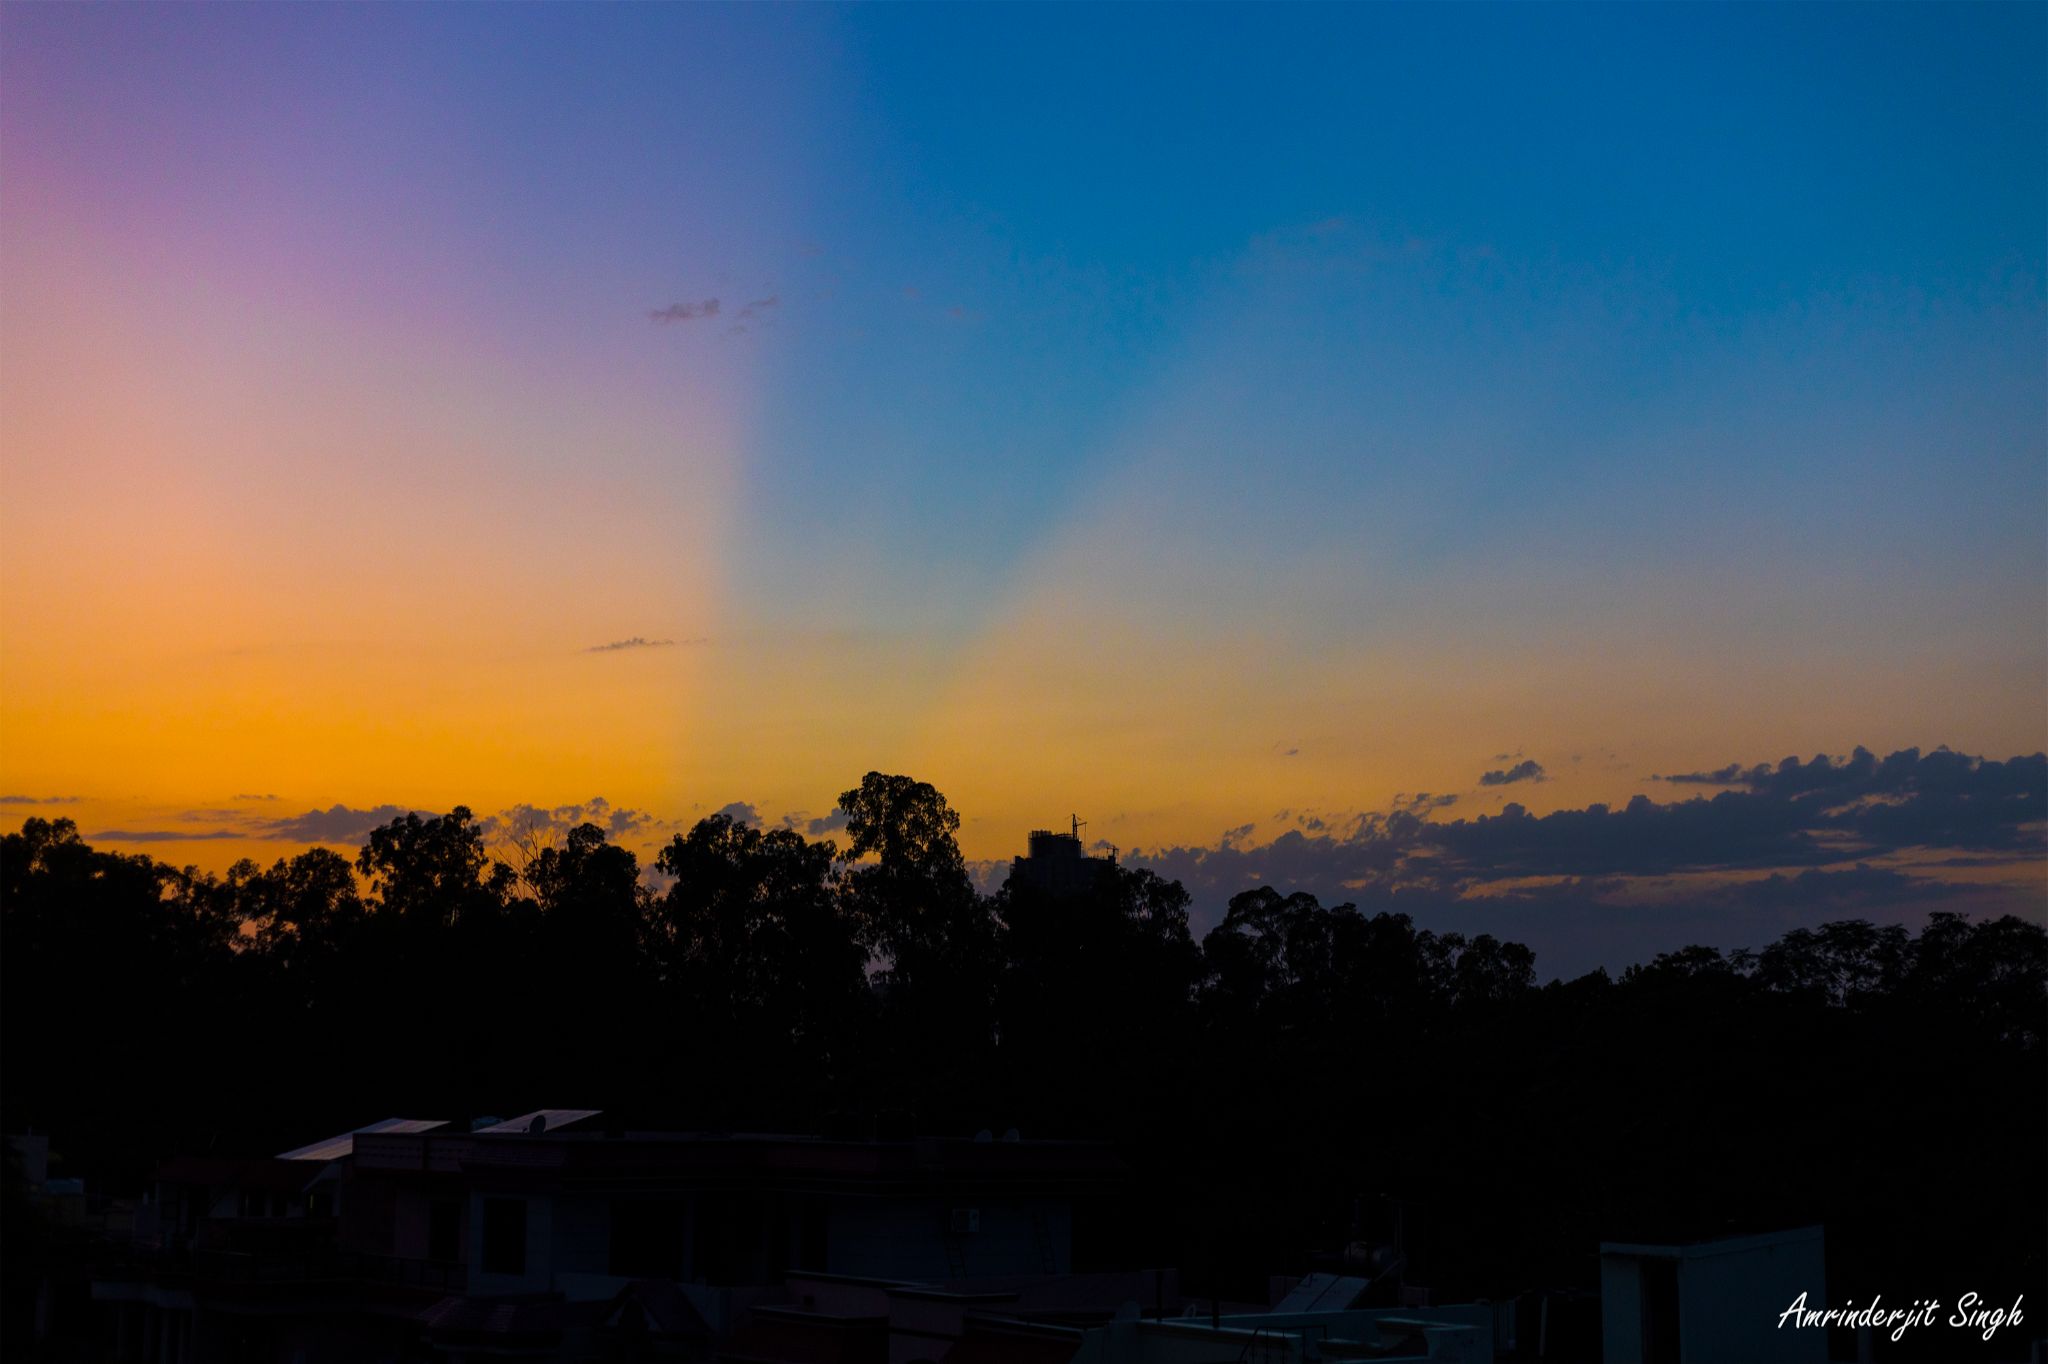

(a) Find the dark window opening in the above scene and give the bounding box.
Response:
[428,1199,462,1263]
[798,1195,828,1273]
[481,1197,527,1276]
[692,1192,748,1285]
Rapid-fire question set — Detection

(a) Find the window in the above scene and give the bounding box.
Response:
[428,1199,462,1263]
[798,1195,828,1272]
[481,1197,527,1276]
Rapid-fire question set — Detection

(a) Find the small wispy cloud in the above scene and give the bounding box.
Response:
[1654,763,1748,785]
[737,296,778,320]
[649,299,720,324]
[91,827,243,842]
[0,794,80,805]
[584,636,682,654]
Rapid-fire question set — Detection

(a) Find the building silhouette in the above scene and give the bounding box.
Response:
[1008,821,1117,899]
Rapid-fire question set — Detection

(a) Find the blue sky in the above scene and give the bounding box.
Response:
[730,3,2044,636]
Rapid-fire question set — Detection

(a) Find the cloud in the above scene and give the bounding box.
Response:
[0,794,79,804]
[1656,763,1748,786]
[649,299,719,324]
[584,636,682,654]
[1118,743,2045,973]
[90,828,243,842]
[966,857,1010,897]
[1706,864,1992,913]
[777,808,848,837]
[712,801,760,827]
[1480,759,1546,787]
[1651,746,2047,853]
[737,295,778,320]
[255,804,416,843]
[1427,794,1829,879]
[233,793,279,802]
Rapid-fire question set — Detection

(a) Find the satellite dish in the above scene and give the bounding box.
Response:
[470,1116,504,1132]
[1001,1128,1021,1143]
[528,1114,547,1133]
[973,1129,993,1142]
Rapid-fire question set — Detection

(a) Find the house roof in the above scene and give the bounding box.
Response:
[277,1117,449,1161]
[471,1109,603,1135]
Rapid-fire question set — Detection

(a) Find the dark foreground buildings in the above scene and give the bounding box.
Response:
[11,1111,1868,1364]
[16,1111,1550,1364]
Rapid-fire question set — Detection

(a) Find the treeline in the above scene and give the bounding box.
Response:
[3,772,2043,1319]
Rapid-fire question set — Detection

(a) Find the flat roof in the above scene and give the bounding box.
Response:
[472,1109,603,1135]
[277,1117,449,1162]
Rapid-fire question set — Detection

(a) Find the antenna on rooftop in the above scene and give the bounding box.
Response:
[1071,814,1086,841]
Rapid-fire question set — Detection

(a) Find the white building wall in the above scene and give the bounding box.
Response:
[1601,1228,1827,1364]
[1677,1231,1826,1364]
[1600,1254,1647,1364]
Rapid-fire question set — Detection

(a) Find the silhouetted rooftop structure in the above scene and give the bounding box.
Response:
[1010,819,1118,898]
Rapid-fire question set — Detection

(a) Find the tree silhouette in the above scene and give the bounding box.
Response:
[1,782,2042,1328]
[356,806,513,925]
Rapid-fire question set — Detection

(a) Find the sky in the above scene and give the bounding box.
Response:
[2,4,2042,975]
